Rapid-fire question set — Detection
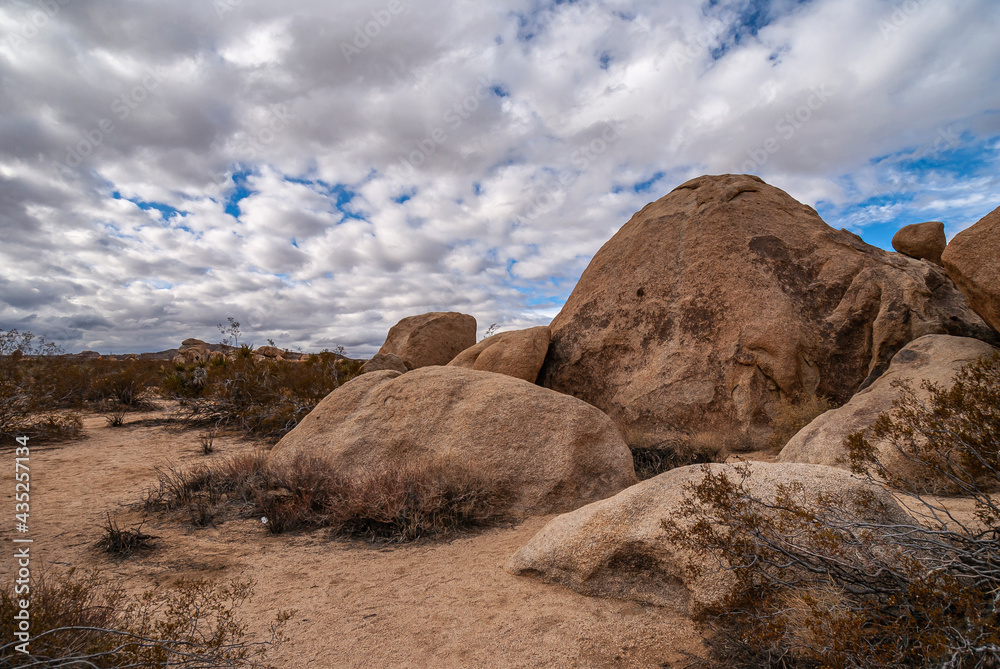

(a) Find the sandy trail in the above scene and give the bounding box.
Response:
[2,408,701,668]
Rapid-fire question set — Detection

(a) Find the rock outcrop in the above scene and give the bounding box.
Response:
[178,343,210,364]
[777,335,998,482]
[269,366,637,515]
[892,221,946,265]
[256,345,284,359]
[538,174,998,448]
[506,462,910,610]
[942,205,1000,333]
[360,352,409,374]
[448,326,551,383]
[378,312,477,369]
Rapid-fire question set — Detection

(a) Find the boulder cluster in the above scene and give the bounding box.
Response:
[270,174,999,610]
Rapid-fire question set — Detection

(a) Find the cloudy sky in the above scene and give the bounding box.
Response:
[1,0,998,355]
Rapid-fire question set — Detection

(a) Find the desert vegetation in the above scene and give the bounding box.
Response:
[624,428,736,481]
[0,568,289,668]
[143,451,512,542]
[765,395,835,453]
[162,347,361,441]
[663,352,1000,668]
[0,327,362,446]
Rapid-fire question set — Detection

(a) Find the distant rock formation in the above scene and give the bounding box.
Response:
[538,174,998,448]
[892,221,946,265]
[942,204,1000,334]
[269,366,637,515]
[378,312,477,369]
[448,326,550,383]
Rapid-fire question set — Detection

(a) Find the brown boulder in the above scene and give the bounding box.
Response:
[448,326,551,383]
[538,174,998,449]
[942,205,1000,333]
[360,352,409,374]
[378,311,477,368]
[891,221,946,265]
[777,334,998,484]
[181,338,208,348]
[506,462,909,611]
[180,345,210,364]
[269,366,637,515]
[256,345,284,359]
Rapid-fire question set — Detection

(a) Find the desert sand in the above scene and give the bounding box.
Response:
[1,407,702,668]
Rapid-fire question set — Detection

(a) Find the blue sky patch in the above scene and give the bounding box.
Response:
[112,191,188,222]
[225,169,255,219]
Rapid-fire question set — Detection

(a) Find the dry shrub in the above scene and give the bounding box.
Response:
[847,351,1000,496]
[97,513,157,557]
[0,568,289,667]
[663,351,1000,668]
[626,428,730,480]
[104,404,128,427]
[200,429,216,455]
[89,360,159,408]
[264,456,512,540]
[2,329,160,444]
[765,394,835,453]
[164,350,359,441]
[144,452,510,542]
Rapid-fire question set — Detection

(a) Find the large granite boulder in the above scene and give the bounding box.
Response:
[778,335,998,486]
[538,174,997,448]
[448,326,551,383]
[892,221,946,265]
[378,312,477,368]
[506,462,909,611]
[269,366,637,515]
[942,205,1000,334]
[360,352,409,374]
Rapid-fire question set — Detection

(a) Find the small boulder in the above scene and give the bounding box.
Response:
[256,345,284,359]
[777,335,998,483]
[892,221,946,265]
[506,462,910,611]
[180,345,210,364]
[448,326,551,383]
[360,352,409,374]
[269,366,637,515]
[181,338,208,348]
[942,205,1000,333]
[378,311,477,368]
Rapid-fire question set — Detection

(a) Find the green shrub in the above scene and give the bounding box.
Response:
[662,352,1000,668]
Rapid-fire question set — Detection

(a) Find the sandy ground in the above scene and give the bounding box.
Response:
[1,408,702,668]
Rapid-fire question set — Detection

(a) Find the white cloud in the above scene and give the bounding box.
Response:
[1,0,998,355]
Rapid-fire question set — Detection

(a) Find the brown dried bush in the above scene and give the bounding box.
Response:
[0,568,289,667]
[144,451,511,543]
[662,352,1000,668]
